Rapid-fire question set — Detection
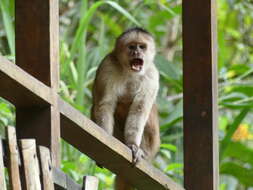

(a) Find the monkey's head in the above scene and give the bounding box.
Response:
[114,27,156,74]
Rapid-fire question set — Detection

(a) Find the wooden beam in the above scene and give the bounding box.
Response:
[6,127,22,190]
[0,55,182,189]
[59,98,184,190]
[0,56,52,107]
[15,0,59,87]
[21,139,42,190]
[183,0,218,189]
[52,167,82,190]
[15,0,60,166]
[38,146,55,190]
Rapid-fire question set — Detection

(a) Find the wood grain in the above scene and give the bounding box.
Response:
[15,0,61,167]
[183,0,219,189]
[6,126,22,190]
[38,146,54,190]
[0,56,52,107]
[15,0,59,88]
[21,139,41,190]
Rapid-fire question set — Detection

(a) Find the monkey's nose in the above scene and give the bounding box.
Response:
[133,50,140,57]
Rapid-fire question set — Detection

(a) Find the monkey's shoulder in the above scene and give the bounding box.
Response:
[96,54,116,74]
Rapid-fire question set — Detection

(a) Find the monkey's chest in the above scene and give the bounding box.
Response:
[113,79,143,128]
[115,95,132,120]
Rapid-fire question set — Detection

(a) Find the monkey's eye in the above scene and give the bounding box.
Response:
[128,44,136,50]
[139,44,147,50]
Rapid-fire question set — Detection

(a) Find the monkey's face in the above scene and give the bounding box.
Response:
[116,32,156,73]
[127,42,147,72]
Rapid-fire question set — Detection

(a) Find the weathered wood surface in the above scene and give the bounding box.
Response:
[21,139,41,190]
[16,106,61,167]
[59,98,184,190]
[0,56,52,107]
[15,0,59,87]
[53,167,82,190]
[83,176,99,190]
[15,0,61,166]
[0,139,7,190]
[183,0,219,189]
[39,146,55,190]
[7,127,22,190]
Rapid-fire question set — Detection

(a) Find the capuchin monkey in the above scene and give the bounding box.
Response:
[91,27,160,190]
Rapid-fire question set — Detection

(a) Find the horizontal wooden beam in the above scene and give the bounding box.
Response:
[59,98,184,190]
[0,56,52,107]
[0,57,184,190]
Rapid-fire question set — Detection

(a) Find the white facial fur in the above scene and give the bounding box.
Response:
[115,31,156,75]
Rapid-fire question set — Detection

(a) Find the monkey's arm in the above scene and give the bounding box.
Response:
[92,96,116,135]
[124,92,156,145]
[124,80,158,163]
[91,58,117,135]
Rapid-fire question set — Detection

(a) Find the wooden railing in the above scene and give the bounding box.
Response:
[0,127,99,190]
[0,0,218,189]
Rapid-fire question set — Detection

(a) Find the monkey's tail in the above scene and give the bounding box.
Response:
[115,176,134,190]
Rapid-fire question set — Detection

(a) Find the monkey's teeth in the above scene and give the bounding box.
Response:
[131,65,142,71]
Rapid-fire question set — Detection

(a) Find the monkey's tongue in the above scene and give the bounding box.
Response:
[131,59,143,72]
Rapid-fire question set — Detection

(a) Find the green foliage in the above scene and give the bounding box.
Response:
[0,0,253,189]
[0,0,14,55]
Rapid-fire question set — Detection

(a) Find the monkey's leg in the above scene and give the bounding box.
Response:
[115,176,134,190]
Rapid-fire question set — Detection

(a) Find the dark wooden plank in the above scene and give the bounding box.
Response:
[6,126,22,190]
[182,0,218,189]
[15,0,59,87]
[59,98,184,190]
[16,106,60,166]
[0,56,52,107]
[15,0,61,166]
[38,146,54,190]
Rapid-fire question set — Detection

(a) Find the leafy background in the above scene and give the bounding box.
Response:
[0,0,253,189]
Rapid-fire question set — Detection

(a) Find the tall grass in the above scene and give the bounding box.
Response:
[0,0,15,56]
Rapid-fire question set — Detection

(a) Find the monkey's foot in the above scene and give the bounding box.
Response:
[129,144,146,166]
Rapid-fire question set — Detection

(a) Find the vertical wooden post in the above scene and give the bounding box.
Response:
[7,127,22,190]
[183,0,218,189]
[21,139,42,190]
[0,140,7,190]
[38,146,54,190]
[15,0,60,166]
[82,176,99,190]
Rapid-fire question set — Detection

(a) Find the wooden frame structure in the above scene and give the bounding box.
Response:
[0,0,218,189]
[183,0,219,189]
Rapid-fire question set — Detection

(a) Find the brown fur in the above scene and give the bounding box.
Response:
[91,28,160,190]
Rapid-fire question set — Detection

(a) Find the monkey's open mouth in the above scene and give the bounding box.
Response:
[130,58,144,72]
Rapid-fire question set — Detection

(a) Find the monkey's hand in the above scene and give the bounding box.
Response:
[128,144,147,166]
